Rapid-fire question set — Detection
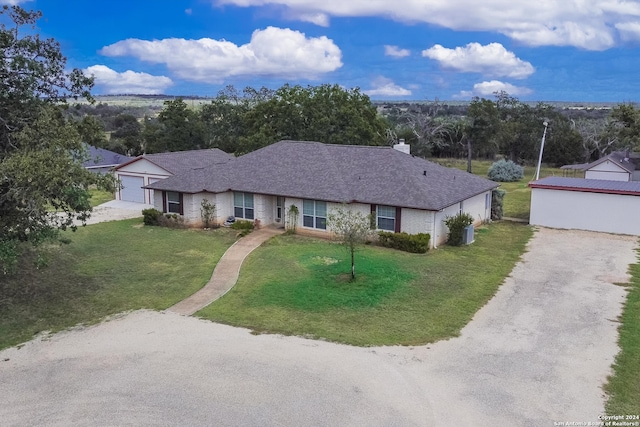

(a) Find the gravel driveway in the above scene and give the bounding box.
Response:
[0,228,636,426]
[80,200,153,225]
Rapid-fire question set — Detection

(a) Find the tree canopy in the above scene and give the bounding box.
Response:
[0,6,114,273]
[199,84,389,154]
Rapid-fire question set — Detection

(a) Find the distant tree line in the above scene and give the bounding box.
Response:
[70,84,640,168]
[382,92,639,167]
[71,84,388,156]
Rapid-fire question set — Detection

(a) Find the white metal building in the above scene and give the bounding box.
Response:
[529,177,640,235]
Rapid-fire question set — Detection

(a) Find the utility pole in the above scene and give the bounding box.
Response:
[535,121,549,181]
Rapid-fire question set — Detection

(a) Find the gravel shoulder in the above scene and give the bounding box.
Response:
[0,227,636,426]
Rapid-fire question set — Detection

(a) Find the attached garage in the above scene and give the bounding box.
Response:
[119,175,145,203]
[529,177,640,236]
[113,149,234,205]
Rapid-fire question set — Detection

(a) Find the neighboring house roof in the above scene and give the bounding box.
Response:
[529,176,640,196]
[584,151,640,174]
[83,145,133,170]
[559,163,590,170]
[146,140,499,211]
[114,148,234,175]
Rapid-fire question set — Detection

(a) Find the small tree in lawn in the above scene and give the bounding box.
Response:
[327,207,374,281]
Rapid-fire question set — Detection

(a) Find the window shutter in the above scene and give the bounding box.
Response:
[395,207,401,233]
[371,204,377,229]
[179,193,184,216]
[162,192,167,213]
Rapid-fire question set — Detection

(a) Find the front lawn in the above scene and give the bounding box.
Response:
[198,221,533,346]
[0,219,237,350]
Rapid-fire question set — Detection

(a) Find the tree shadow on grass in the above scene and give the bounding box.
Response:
[0,244,102,349]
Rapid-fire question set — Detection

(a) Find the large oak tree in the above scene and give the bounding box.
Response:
[0,6,114,273]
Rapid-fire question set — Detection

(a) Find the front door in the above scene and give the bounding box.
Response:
[276,196,284,222]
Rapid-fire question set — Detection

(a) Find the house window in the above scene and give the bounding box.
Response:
[485,193,491,210]
[234,192,254,220]
[303,200,326,230]
[376,205,396,231]
[165,191,182,214]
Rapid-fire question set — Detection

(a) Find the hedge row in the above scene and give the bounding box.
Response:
[378,232,430,254]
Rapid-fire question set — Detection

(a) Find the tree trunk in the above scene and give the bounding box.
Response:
[467,139,472,173]
[351,248,355,280]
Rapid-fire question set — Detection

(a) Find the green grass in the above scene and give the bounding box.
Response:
[432,158,573,219]
[0,219,237,350]
[605,255,640,415]
[198,221,533,346]
[89,188,114,207]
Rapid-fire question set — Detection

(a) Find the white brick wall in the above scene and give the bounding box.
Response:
[431,191,491,247]
[166,189,493,248]
[401,208,429,235]
[463,192,491,225]
[153,191,163,211]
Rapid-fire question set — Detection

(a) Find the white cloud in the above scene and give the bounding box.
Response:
[422,42,534,79]
[455,80,533,99]
[384,45,410,58]
[84,65,173,95]
[286,11,330,26]
[100,26,342,83]
[213,0,640,50]
[364,77,411,97]
[616,21,640,42]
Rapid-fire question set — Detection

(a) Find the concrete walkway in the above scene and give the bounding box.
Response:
[168,226,285,315]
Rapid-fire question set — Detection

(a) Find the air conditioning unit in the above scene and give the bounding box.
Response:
[462,225,475,245]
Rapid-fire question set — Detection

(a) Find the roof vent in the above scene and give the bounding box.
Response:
[423,170,427,176]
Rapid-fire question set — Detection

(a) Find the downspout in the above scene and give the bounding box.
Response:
[432,210,438,249]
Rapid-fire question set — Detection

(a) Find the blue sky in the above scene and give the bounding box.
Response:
[5,0,640,102]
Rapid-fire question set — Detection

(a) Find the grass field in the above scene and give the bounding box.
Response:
[198,221,533,346]
[605,255,640,415]
[89,188,115,207]
[0,219,237,350]
[433,159,575,219]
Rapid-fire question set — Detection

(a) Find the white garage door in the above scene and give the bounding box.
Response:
[120,176,145,203]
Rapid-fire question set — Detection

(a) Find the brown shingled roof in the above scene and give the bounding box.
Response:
[146,141,499,211]
[115,148,234,175]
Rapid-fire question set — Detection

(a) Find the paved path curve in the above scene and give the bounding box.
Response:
[168,226,285,315]
[0,228,636,426]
